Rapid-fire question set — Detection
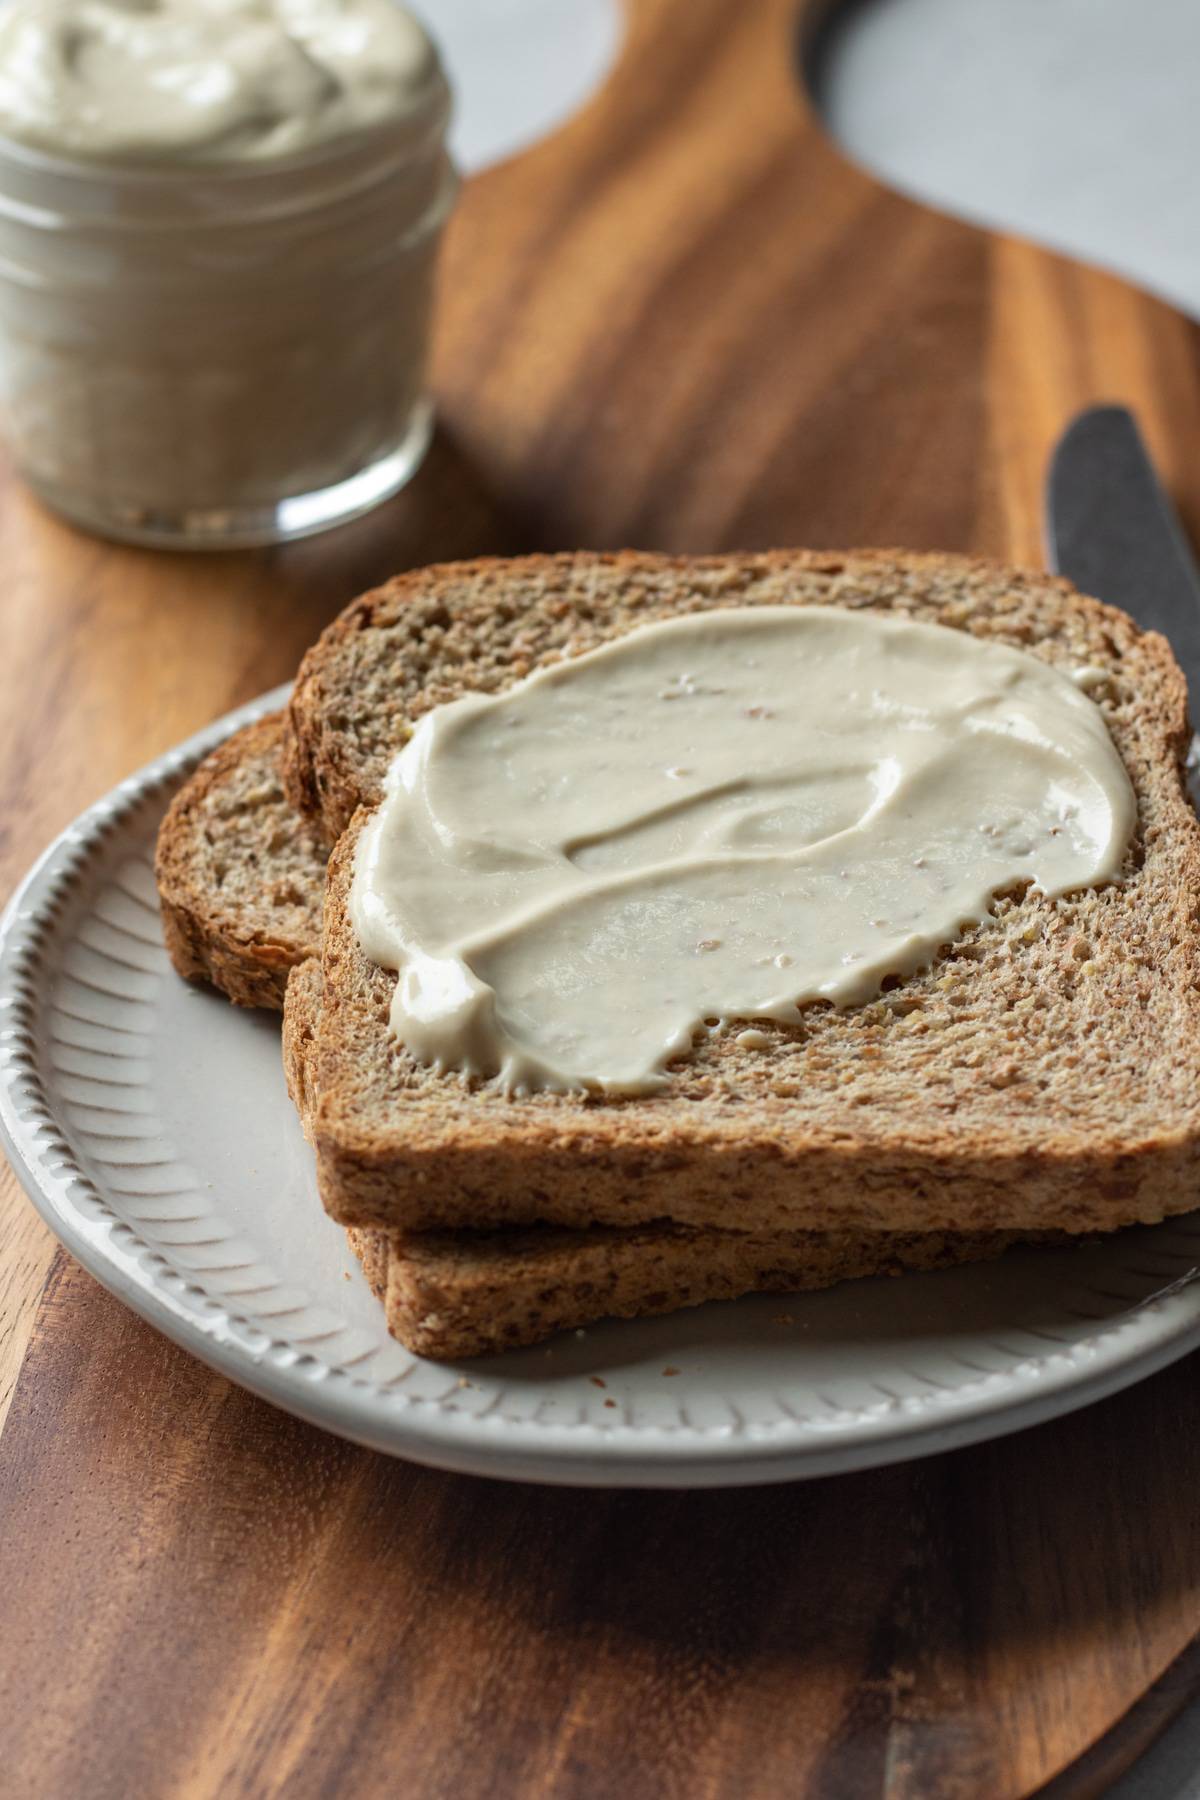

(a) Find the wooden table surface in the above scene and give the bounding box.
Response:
[5,3,1200,1794]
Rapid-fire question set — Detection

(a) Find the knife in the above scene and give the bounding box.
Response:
[1046,404,1200,694]
[1041,410,1200,1800]
[1046,403,1200,801]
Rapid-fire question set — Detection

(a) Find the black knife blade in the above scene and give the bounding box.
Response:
[1045,404,1200,706]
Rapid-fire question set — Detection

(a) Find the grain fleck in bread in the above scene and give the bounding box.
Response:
[285,959,1031,1357]
[155,714,325,1010]
[294,551,1200,1240]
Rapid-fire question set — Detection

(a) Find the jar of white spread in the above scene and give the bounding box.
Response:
[0,0,456,546]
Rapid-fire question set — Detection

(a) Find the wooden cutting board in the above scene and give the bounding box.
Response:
[3,2,1200,1793]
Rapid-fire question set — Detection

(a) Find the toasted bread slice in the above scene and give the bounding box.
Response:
[155,714,325,1010]
[296,551,1200,1239]
[347,1221,1035,1359]
[284,959,1030,1357]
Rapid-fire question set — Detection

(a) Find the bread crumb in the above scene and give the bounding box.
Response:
[772,1313,796,1325]
[575,1329,587,1339]
[589,1375,607,1388]
[662,1366,681,1377]
[603,1398,617,1409]
[457,1376,473,1389]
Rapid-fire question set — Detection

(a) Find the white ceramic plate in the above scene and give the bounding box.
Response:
[4,691,1200,1488]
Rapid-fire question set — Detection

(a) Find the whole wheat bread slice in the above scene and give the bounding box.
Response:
[348,1221,1036,1359]
[295,550,1200,1240]
[284,959,1031,1357]
[155,714,326,1010]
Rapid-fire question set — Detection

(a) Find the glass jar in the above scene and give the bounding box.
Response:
[0,67,456,548]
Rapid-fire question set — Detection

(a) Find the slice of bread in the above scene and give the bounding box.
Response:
[155,714,326,1010]
[347,1221,1033,1359]
[296,551,1200,1240]
[285,958,1030,1357]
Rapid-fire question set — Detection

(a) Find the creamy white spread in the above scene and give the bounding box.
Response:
[350,607,1136,1096]
[0,0,435,162]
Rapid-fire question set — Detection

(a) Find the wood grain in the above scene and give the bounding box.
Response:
[5,1259,1200,1800]
[4,0,1200,1792]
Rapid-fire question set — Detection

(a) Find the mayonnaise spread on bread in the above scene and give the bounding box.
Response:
[351,607,1135,1095]
[0,0,434,162]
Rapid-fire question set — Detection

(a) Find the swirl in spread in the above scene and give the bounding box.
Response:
[0,0,435,162]
[350,607,1136,1095]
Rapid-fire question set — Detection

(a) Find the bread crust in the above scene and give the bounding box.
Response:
[352,1221,1032,1359]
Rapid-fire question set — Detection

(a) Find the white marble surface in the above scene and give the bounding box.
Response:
[813,0,1200,319]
